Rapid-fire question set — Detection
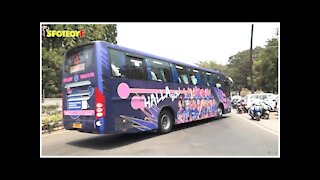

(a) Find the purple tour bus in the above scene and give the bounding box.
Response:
[62,41,232,134]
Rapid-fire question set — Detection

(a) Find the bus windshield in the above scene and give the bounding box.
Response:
[64,45,93,74]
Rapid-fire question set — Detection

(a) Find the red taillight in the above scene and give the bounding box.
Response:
[95,87,105,119]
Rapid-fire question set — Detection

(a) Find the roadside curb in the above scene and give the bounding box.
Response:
[42,126,64,134]
[42,122,64,134]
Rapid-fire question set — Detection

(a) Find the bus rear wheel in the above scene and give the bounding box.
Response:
[158,110,173,134]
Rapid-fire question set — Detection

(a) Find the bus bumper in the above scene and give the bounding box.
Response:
[224,108,231,114]
[63,119,99,133]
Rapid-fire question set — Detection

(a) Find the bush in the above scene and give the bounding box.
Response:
[42,114,62,125]
[42,104,59,114]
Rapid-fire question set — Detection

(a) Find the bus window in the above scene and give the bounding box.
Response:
[170,63,180,83]
[224,76,231,97]
[125,55,147,80]
[200,71,206,86]
[211,73,219,87]
[215,74,227,93]
[175,65,189,84]
[109,48,125,77]
[65,45,93,74]
[149,58,172,82]
[206,72,215,87]
[190,69,200,85]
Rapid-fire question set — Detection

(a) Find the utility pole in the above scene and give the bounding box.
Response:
[250,24,254,93]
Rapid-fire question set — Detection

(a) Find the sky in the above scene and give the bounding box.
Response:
[117,23,279,65]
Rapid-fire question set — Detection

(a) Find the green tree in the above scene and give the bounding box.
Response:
[254,38,278,93]
[196,60,227,73]
[226,46,264,91]
[42,24,117,97]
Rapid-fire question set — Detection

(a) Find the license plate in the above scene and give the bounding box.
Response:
[73,123,82,128]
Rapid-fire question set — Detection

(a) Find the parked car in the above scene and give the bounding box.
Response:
[244,93,277,111]
[274,95,279,112]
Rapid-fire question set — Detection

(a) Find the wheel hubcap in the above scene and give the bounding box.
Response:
[218,108,222,116]
[161,115,170,129]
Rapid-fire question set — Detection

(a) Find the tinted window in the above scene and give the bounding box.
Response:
[109,49,147,80]
[190,69,200,85]
[175,65,189,84]
[224,76,231,97]
[65,45,93,73]
[258,95,268,100]
[205,72,215,86]
[125,55,147,80]
[149,58,172,82]
[200,71,206,86]
[109,48,124,77]
[212,73,221,86]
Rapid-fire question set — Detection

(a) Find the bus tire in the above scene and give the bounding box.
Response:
[216,104,223,119]
[157,110,173,134]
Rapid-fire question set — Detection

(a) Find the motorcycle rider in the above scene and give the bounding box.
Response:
[249,99,262,121]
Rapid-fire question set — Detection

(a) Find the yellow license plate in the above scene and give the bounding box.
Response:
[73,123,82,128]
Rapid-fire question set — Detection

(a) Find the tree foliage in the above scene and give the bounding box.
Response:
[196,36,278,94]
[226,46,264,91]
[42,24,117,97]
[196,60,226,73]
[254,38,278,93]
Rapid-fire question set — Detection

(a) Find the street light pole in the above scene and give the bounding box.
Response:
[250,24,254,93]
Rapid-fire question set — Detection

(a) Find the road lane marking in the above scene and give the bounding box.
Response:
[232,112,279,136]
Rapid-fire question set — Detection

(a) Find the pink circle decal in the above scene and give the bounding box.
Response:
[117,83,130,99]
[131,95,145,110]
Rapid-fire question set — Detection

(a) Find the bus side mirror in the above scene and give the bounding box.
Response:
[225,76,234,87]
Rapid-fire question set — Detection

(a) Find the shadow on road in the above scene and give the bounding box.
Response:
[67,115,229,150]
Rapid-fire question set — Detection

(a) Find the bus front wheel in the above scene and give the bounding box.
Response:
[158,110,173,134]
[216,105,223,119]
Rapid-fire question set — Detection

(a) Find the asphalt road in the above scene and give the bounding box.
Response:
[41,112,279,157]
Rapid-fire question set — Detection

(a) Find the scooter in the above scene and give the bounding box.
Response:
[249,103,262,121]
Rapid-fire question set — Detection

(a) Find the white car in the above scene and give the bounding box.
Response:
[244,93,277,111]
[274,95,279,112]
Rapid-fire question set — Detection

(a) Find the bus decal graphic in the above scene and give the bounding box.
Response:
[119,106,160,131]
[62,72,95,84]
[80,72,95,79]
[176,87,218,124]
[117,82,181,109]
[64,110,95,116]
[63,77,73,83]
[116,83,224,131]
[213,87,230,109]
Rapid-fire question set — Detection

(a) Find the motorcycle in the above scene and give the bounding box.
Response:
[249,103,262,121]
[236,100,246,114]
[232,99,238,109]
